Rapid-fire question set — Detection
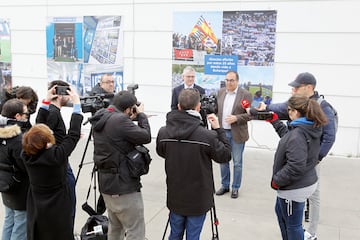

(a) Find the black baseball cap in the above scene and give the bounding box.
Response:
[288,72,316,87]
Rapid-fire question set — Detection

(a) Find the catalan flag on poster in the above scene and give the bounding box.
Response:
[189,15,218,45]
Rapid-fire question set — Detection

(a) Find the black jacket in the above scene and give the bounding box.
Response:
[156,110,231,216]
[22,113,83,240]
[271,118,321,190]
[90,107,151,195]
[89,83,107,95]
[171,84,205,110]
[267,91,336,161]
[36,104,66,144]
[0,122,29,210]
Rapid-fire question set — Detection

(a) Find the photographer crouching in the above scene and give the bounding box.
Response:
[89,90,151,240]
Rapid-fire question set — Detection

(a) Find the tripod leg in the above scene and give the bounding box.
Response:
[162,213,170,240]
[211,206,219,240]
[75,128,92,185]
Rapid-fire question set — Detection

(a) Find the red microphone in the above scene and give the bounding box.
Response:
[241,99,250,109]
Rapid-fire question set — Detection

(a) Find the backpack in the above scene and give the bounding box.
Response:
[317,95,338,133]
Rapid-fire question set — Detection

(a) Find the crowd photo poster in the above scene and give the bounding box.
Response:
[0,18,12,93]
[46,16,124,96]
[172,11,277,105]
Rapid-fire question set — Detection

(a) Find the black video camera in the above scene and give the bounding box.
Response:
[80,93,114,114]
[249,108,274,121]
[127,83,141,109]
[200,93,217,114]
[127,84,138,96]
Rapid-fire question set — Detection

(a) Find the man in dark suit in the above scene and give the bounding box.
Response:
[171,66,205,110]
[171,66,208,127]
[215,70,252,199]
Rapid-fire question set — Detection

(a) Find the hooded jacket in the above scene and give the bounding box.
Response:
[267,91,336,161]
[90,107,151,195]
[156,110,231,216]
[0,120,29,210]
[271,117,321,190]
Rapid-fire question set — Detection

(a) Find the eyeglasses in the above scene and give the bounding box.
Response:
[225,79,237,83]
[102,81,114,84]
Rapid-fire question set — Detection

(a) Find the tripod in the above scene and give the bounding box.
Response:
[161,205,219,240]
[75,125,99,214]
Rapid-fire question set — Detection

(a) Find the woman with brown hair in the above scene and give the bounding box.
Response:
[268,94,327,240]
[21,87,83,240]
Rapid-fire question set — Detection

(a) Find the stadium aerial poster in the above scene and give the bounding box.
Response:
[172,11,277,104]
[0,18,12,92]
[46,16,124,95]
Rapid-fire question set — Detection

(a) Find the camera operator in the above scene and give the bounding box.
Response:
[89,73,115,96]
[35,80,77,232]
[89,90,151,240]
[156,88,231,240]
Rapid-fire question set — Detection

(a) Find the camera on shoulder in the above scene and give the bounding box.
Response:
[80,93,114,114]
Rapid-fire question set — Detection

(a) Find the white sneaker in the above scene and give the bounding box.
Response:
[304,230,317,240]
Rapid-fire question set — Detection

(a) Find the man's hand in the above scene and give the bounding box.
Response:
[225,115,237,124]
[207,113,220,129]
[46,85,58,101]
[135,102,144,113]
[257,102,267,111]
[68,86,80,104]
[129,102,145,120]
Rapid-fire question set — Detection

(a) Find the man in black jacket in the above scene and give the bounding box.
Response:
[89,73,115,96]
[35,80,77,232]
[90,90,151,240]
[156,88,231,240]
[0,99,29,240]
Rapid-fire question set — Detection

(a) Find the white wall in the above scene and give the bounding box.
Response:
[1,0,360,157]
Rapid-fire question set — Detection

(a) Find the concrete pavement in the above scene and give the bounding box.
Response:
[71,128,360,240]
[1,126,359,239]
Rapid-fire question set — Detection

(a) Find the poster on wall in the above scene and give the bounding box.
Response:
[0,18,12,95]
[172,10,277,104]
[46,16,123,96]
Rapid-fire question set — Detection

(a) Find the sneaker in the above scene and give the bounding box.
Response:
[304,230,317,240]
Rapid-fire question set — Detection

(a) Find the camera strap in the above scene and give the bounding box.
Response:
[81,166,106,216]
[82,166,97,216]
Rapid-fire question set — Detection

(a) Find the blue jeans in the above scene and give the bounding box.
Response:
[2,206,27,240]
[275,197,305,240]
[169,212,206,240]
[219,130,245,190]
